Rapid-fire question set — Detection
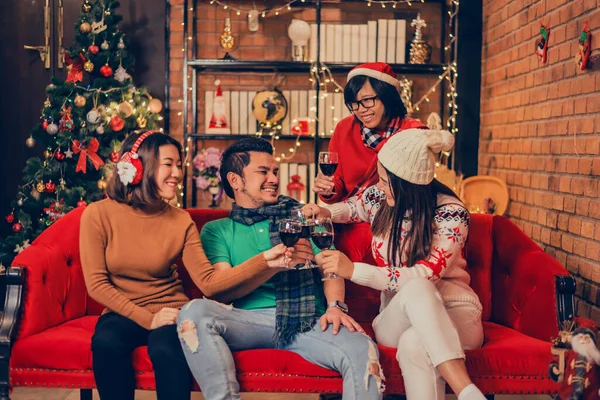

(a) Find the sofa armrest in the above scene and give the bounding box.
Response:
[0,267,24,398]
[492,216,568,341]
[11,207,88,340]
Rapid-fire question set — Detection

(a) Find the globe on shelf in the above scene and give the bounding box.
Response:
[251,89,288,135]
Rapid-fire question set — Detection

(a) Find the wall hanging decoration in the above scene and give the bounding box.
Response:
[575,22,591,71]
[535,22,550,64]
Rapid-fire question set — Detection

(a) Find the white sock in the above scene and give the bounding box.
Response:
[457,383,486,400]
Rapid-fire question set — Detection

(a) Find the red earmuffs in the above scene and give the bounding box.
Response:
[116,131,156,186]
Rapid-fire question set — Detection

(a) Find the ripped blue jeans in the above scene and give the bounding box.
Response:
[177,298,384,400]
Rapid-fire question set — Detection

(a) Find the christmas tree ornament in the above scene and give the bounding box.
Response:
[80,22,92,33]
[114,64,131,83]
[92,16,107,35]
[59,106,75,131]
[117,37,125,49]
[46,122,59,135]
[5,212,15,224]
[74,94,86,107]
[104,8,111,16]
[17,199,23,207]
[36,181,45,193]
[25,136,36,148]
[12,222,23,233]
[96,125,105,134]
[88,44,99,55]
[110,116,125,131]
[65,52,86,83]
[575,22,591,71]
[118,101,134,117]
[64,148,74,158]
[101,40,109,50]
[77,199,87,207]
[87,109,101,124]
[45,180,56,193]
[110,151,120,163]
[148,98,163,113]
[41,119,49,130]
[409,14,432,64]
[44,97,51,108]
[97,179,107,189]
[72,138,105,174]
[59,178,66,189]
[47,83,56,91]
[54,149,66,160]
[44,201,66,222]
[84,60,94,72]
[82,1,92,12]
[100,63,113,77]
[207,80,231,133]
[136,115,147,129]
[44,148,53,159]
[535,22,550,64]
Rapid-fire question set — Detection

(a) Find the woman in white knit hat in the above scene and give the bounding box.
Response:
[306,129,486,400]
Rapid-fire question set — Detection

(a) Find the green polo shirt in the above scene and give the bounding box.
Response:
[200,218,326,314]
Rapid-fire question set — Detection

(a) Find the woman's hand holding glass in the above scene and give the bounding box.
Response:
[315,250,354,280]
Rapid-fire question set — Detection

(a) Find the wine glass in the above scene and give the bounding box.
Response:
[278,219,302,267]
[289,207,316,269]
[311,217,336,281]
[318,152,339,194]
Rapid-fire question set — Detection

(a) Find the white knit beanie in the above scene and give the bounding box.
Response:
[377,129,454,185]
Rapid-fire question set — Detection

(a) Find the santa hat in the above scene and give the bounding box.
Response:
[347,62,401,92]
[214,79,223,97]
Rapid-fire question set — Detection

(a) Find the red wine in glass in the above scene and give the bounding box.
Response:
[318,152,339,177]
[311,232,334,250]
[311,217,337,281]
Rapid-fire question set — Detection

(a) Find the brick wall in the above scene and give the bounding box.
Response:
[479,0,600,322]
[168,1,445,207]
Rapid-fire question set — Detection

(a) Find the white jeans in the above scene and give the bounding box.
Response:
[373,278,483,400]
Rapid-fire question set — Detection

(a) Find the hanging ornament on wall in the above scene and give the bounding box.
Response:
[25,136,36,148]
[101,40,109,50]
[535,22,550,64]
[36,181,45,193]
[84,60,94,72]
[82,0,92,12]
[46,122,59,135]
[220,18,236,60]
[100,63,113,77]
[248,10,260,32]
[80,22,92,33]
[74,94,87,107]
[409,14,431,64]
[575,22,591,71]
[87,109,101,124]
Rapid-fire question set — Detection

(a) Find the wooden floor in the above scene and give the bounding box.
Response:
[10,389,551,400]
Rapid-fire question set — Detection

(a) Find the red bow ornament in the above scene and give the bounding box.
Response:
[72,138,105,174]
[65,53,86,83]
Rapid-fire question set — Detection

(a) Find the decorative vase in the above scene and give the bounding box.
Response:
[208,185,220,208]
[288,19,311,62]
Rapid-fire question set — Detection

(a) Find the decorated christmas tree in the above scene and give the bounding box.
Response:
[0,0,163,268]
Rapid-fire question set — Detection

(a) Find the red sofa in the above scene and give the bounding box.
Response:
[0,207,584,400]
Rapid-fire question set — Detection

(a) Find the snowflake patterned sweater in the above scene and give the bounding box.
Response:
[326,186,481,313]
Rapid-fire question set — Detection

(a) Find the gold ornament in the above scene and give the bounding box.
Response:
[44,149,52,159]
[80,22,92,33]
[84,60,94,72]
[136,115,147,129]
[220,18,235,50]
[148,98,163,113]
[118,101,134,117]
[36,181,45,193]
[97,179,107,190]
[74,94,86,107]
[25,136,36,148]
[409,14,432,64]
[43,97,51,109]
[82,1,92,12]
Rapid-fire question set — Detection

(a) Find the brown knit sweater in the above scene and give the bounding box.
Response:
[80,199,270,329]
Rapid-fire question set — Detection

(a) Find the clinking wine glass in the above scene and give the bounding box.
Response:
[311,217,336,281]
[291,208,317,269]
[279,219,302,267]
[318,151,339,194]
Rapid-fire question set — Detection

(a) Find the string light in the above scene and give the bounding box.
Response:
[206,0,301,17]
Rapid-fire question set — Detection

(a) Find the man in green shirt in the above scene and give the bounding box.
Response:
[178,138,383,400]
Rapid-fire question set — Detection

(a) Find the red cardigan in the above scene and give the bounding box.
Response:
[320,115,427,204]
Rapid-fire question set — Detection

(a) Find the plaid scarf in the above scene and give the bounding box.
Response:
[360,116,404,150]
[229,195,321,348]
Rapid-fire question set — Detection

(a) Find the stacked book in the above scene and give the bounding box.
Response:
[309,20,407,64]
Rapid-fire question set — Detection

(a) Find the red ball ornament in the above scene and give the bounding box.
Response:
[100,63,113,77]
[109,116,125,132]
[41,120,49,130]
[110,151,120,163]
[12,222,23,233]
[54,149,66,161]
[77,199,87,207]
[88,44,99,55]
[45,181,56,193]
[6,213,15,224]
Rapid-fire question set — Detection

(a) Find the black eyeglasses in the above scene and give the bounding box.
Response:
[346,96,378,111]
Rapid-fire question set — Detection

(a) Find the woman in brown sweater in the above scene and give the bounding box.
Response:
[80,131,302,400]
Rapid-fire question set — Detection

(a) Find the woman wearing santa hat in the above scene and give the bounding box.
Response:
[313,62,426,264]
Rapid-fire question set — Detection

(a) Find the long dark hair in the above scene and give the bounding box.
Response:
[107,131,182,211]
[344,76,407,124]
[372,169,460,268]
